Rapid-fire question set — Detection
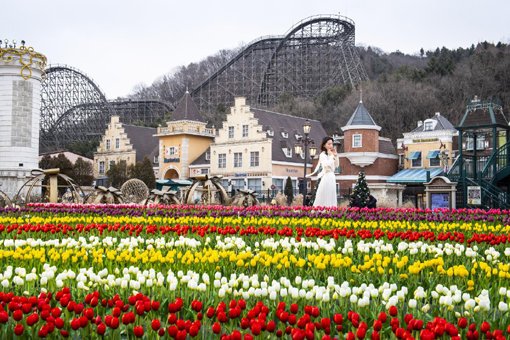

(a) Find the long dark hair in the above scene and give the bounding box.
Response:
[320,136,333,153]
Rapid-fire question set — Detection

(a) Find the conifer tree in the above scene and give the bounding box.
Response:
[284,176,294,205]
[350,171,370,208]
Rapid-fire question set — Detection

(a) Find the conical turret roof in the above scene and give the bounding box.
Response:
[172,91,205,122]
[342,100,381,131]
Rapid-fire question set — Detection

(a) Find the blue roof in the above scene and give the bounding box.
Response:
[387,168,444,183]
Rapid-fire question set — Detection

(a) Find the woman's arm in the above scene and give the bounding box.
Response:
[306,153,324,178]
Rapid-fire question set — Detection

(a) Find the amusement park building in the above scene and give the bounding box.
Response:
[93,116,159,178]
[390,112,459,208]
[154,91,215,180]
[194,97,327,196]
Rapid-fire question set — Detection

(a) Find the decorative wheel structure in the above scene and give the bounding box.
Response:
[183,175,229,205]
[86,186,124,204]
[0,190,12,208]
[145,187,182,205]
[13,168,84,205]
[231,189,260,207]
[120,179,150,204]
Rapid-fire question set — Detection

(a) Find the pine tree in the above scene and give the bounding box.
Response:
[284,176,294,205]
[350,171,370,208]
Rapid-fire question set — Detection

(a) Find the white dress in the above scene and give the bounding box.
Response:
[309,152,339,207]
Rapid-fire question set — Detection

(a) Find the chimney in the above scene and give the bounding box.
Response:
[417,120,423,127]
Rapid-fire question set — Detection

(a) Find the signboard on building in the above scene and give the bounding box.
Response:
[467,186,481,205]
[164,158,180,163]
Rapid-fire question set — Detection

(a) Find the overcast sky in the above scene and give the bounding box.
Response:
[4,0,509,99]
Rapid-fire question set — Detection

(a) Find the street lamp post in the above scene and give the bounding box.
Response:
[294,120,317,200]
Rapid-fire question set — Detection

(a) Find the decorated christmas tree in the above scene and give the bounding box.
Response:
[350,171,370,208]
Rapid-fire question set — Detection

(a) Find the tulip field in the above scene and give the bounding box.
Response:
[0,204,509,339]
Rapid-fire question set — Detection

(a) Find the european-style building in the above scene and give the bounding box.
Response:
[93,116,158,178]
[194,97,326,196]
[154,91,215,179]
[389,112,458,207]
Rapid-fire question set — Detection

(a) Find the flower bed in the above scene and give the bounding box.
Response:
[0,204,508,339]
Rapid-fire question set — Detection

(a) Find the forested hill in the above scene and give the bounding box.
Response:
[130,42,510,141]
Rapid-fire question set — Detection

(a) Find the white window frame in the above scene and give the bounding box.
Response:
[115,138,120,149]
[234,152,243,168]
[476,135,486,150]
[429,151,441,167]
[218,154,226,169]
[106,139,111,150]
[99,161,105,174]
[250,151,259,167]
[281,131,288,138]
[424,121,434,131]
[242,125,249,138]
[228,126,234,139]
[411,152,422,168]
[200,168,209,174]
[166,146,177,156]
[399,154,405,166]
[267,130,274,136]
[205,151,210,161]
[352,134,362,148]
[282,148,292,158]
[154,155,159,163]
[466,137,474,151]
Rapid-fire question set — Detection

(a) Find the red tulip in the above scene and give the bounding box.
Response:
[212,322,221,334]
[97,323,106,335]
[14,324,24,336]
[152,319,161,331]
[133,326,144,338]
[481,322,490,333]
[389,306,398,317]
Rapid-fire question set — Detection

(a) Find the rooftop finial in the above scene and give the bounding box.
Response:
[185,86,189,94]
[359,85,363,103]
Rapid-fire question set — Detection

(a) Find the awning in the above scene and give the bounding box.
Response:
[387,168,444,183]
[426,150,440,159]
[407,151,421,160]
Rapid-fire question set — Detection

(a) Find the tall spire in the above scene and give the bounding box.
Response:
[359,85,363,103]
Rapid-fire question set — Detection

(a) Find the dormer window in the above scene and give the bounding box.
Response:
[423,119,436,131]
[281,131,288,138]
[267,130,274,136]
[282,148,292,158]
[295,133,302,140]
[205,151,210,161]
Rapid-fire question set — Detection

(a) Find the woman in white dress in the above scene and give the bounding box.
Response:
[307,137,339,207]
